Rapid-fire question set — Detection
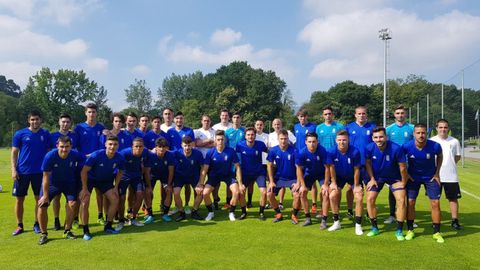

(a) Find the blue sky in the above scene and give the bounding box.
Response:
[1,0,480,111]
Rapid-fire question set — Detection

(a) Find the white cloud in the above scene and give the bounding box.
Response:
[302,0,387,16]
[131,65,151,77]
[84,57,109,72]
[210,28,242,47]
[299,9,480,82]
[0,61,40,86]
[158,35,173,54]
[0,0,35,18]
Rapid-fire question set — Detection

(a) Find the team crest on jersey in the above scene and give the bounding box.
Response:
[306,158,311,162]
[320,130,324,133]
[352,131,356,134]
[26,137,31,141]
[164,161,167,165]
[242,151,247,154]
[83,131,87,135]
[316,156,320,160]
[179,159,183,163]
[121,139,125,144]
[276,155,280,159]
[40,136,44,141]
[372,156,377,159]
[113,163,117,168]
[70,161,73,167]
[347,158,351,164]
[334,158,339,162]
[392,132,396,136]
[99,163,104,167]
[404,131,408,137]
[191,160,194,165]
[426,153,431,159]
[213,158,217,161]
[386,155,390,161]
[332,128,336,133]
[295,129,299,133]
[54,164,59,167]
[97,131,101,136]
[410,155,415,159]
[255,151,258,155]
[154,162,158,166]
[224,155,228,161]
[366,130,370,135]
[288,154,291,160]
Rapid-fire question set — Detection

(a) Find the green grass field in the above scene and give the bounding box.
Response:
[0,148,479,269]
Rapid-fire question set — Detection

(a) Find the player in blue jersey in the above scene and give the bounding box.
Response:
[266,129,301,223]
[11,111,51,236]
[364,127,407,240]
[296,132,329,227]
[345,105,376,219]
[294,109,317,152]
[236,127,268,220]
[200,130,244,221]
[123,112,144,148]
[327,130,364,235]
[384,105,414,225]
[173,136,205,221]
[79,135,125,240]
[144,115,167,150]
[138,114,150,136]
[75,103,106,225]
[49,113,78,231]
[116,138,151,230]
[36,136,84,244]
[100,113,131,151]
[224,112,245,209]
[148,137,175,221]
[403,124,444,243]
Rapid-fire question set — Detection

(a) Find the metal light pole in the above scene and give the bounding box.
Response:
[461,70,465,167]
[379,28,392,127]
[441,84,444,118]
[417,102,420,123]
[427,94,430,131]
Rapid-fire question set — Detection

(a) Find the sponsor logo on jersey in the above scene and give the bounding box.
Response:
[99,163,104,167]
[372,156,377,159]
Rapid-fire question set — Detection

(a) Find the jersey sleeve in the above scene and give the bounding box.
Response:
[117,155,126,170]
[231,149,239,164]
[352,148,361,167]
[12,130,22,148]
[84,152,97,167]
[395,145,406,163]
[203,149,212,165]
[266,148,275,163]
[41,151,53,172]
[325,149,334,165]
[365,143,373,159]
[143,151,151,168]
[295,151,303,166]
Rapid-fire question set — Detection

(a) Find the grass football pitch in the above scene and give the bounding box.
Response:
[0,148,479,269]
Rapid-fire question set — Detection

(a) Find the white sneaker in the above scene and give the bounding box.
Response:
[205,212,215,221]
[413,223,418,228]
[229,212,236,221]
[130,219,145,227]
[115,221,124,232]
[168,207,178,216]
[355,224,363,235]
[328,221,341,231]
[279,203,284,211]
[184,206,191,215]
[384,216,395,224]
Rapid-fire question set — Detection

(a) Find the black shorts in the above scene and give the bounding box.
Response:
[442,182,462,200]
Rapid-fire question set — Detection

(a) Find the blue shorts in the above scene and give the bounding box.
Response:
[270,177,296,195]
[174,176,200,189]
[12,173,42,197]
[87,179,115,194]
[243,175,266,188]
[39,184,78,206]
[337,177,354,189]
[151,174,168,189]
[407,178,441,200]
[119,178,144,196]
[369,178,403,193]
[205,175,237,187]
[304,175,324,190]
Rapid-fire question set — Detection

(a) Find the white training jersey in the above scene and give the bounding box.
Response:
[255,132,269,164]
[160,123,175,133]
[212,122,233,131]
[194,128,215,158]
[430,135,461,183]
[268,131,296,148]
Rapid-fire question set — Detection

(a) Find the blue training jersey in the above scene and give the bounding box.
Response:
[144,130,167,150]
[386,123,414,145]
[122,129,144,149]
[235,140,267,177]
[150,151,175,180]
[75,122,104,156]
[225,127,246,149]
[316,122,345,150]
[85,149,125,182]
[173,149,204,179]
[365,141,405,180]
[296,146,327,180]
[267,145,296,181]
[326,145,361,182]
[49,131,78,149]
[42,149,84,186]
[345,122,376,165]
[99,131,131,151]
[294,122,316,152]
[12,128,51,174]
[204,147,239,178]
[402,140,442,181]
[167,127,195,151]
[119,148,151,180]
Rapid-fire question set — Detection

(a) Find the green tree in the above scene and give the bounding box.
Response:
[125,79,153,114]
[0,75,21,98]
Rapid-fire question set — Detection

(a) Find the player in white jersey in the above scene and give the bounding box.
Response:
[253,119,269,208]
[430,119,463,230]
[195,115,215,158]
[212,108,233,131]
[160,107,175,133]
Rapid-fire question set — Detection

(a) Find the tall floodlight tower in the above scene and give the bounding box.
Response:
[379,28,392,127]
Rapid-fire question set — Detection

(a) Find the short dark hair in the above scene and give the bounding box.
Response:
[414,123,427,130]
[28,110,42,119]
[155,137,169,148]
[394,104,406,111]
[126,112,138,119]
[278,129,288,137]
[372,127,386,134]
[59,113,71,120]
[232,111,241,117]
[322,106,333,112]
[140,114,149,120]
[336,130,348,137]
[106,135,119,142]
[85,103,97,111]
[297,108,308,117]
[181,136,193,144]
[175,111,184,118]
[436,119,449,127]
[163,107,173,113]
[132,137,144,145]
[56,135,71,145]
[151,115,161,121]
[305,132,318,139]
[215,130,225,137]
[245,127,255,134]
[111,112,125,123]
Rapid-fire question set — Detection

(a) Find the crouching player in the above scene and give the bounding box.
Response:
[148,137,175,222]
[296,132,329,227]
[37,136,84,245]
[117,138,151,230]
[173,136,204,221]
[236,127,268,220]
[79,135,125,240]
[365,127,407,240]
[267,130,301,224]
[327,130,363,235]
[201,130,244,221]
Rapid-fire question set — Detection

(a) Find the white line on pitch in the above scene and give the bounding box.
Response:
[461,189,480,201]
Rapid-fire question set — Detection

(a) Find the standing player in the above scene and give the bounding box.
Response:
[364,127,407,240]
[403,124,444,243]
[345,106,376,218]
[200,130,244,221]
[326,130,364,235]
[138,114,150,136]
[149,137,175,221]
[295,133,328,227]
[212,108,233,131]
[11,111,51,236]
[49,113,78,231]
[384,105,414,224]
[144,115,167,150]
[75,103,106,225]
[100,113,130,151]
[79,135,125,240]
[253,119,269,208]
[236,128,268,220]
[430,119,463,230]
[316,106,344,150]
[172,136,204,221]
[194,115,215,158]
[224,112,245,208]
[116,138,151,230]
[266,130,301,224]
[160,107,175,133]
[37,136,84,244]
